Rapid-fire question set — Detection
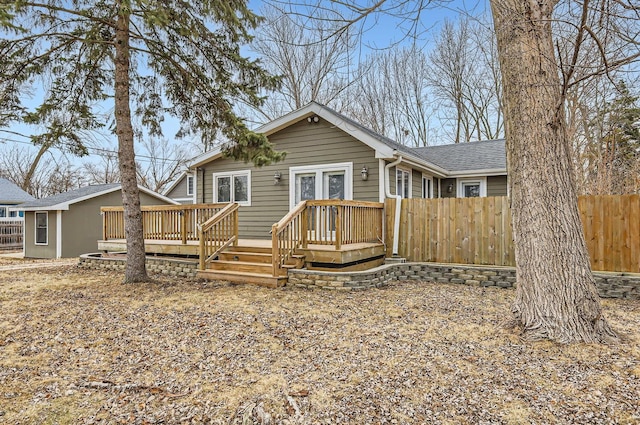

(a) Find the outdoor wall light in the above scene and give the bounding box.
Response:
[361,165,369,181]
[307,115,320,123]
[274,171,282,185]
[447,183,454,193]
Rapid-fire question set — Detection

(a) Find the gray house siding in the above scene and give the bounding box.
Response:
[487,175,508,197]
[166,174,194,204]
[199,119,380,239]
[24,211,58,258]
[60,190,166,258]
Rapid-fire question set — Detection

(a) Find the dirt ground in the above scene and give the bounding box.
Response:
[0,264,639,424]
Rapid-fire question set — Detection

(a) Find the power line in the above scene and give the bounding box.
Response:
[0,136,193,164]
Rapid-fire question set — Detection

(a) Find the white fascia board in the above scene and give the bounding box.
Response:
[391,153,449,178]
[188,149,223,169]
[138,186,181,205]
[448,169,507,177]
[20,205,70,211]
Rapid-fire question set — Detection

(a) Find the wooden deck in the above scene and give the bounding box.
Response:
[97,238,384,266]
[100,201,385,286]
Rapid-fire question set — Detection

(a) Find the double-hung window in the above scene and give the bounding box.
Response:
[186,175,194,196]
[213,171,251,205]
[35,212,48,245]
[422,174,433,198]
[396,167,411,199]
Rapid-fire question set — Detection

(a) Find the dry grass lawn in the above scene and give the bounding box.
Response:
[0,263,639,424]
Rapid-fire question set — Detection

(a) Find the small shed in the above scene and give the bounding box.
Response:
[19,184,177,258]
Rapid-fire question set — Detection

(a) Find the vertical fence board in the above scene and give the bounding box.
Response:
[387,195,638,273]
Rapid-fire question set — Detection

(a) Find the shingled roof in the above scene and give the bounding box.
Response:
[0,177,36,204]
[20,184,177,210]
[412,139,506,172]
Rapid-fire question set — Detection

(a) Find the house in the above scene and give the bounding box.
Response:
[164,171,195,204]
[95,102,508,286]
[19,184,177,259]
[186,101,507,240]
[0,177,35,218]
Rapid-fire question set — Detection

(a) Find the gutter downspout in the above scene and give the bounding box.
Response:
[384,154,403,256]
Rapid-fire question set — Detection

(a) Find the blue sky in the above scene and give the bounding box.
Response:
[2,0,487,177]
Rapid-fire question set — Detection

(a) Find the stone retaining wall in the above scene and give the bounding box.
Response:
[79,253,640,300]
[288,261,640,300]
[78,253,198,278]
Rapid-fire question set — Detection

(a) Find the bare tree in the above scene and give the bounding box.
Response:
[428,16,503,143]
[135,138,189,193]
[0,144,82,197]
[82,149,121,186]
[345,45,438,146]
[250,5,359,121]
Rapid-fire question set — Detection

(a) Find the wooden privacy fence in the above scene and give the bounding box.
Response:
[386,195,640,273]
[0,219,23,251]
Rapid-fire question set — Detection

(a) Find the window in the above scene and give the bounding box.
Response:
[35,212,48,245]
[396,167,411,199]
[0,206,6,218]
[422,175,433,198]
[457,178,487,198]
[213,171,251,205]
[186,175,194,196]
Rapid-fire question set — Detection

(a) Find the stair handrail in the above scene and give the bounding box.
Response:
[271,201,308,277]
[198,202,239,270]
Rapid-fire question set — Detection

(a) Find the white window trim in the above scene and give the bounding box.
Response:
[186,175,194,196]
[457,177,487,198]
[212,170,251,206]
[396,166,412,199]
[289,162,353,209]
[35,211,48,245]
[421,174,434,199]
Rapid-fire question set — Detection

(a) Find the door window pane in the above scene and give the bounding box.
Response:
[217,176,231,202]
[296,174,316,204]
[234,175,248,203]
[324,172,345,199]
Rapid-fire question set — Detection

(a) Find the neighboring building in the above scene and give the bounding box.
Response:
[186,101,508,239]
[164,171,195,204]
[20,184,177,258]
[0,177,35,218]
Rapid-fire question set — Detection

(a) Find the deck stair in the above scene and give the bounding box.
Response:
[197,244,304,288]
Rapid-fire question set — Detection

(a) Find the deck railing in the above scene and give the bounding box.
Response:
[271,200,384,276]
[199,203,239,270]
[101,203,228,243]
[271,201,308,277]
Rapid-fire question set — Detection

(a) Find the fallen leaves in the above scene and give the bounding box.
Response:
[0,265,639,424]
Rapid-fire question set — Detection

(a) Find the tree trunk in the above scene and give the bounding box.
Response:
[114,0,148,283]
[490,0,616,342]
